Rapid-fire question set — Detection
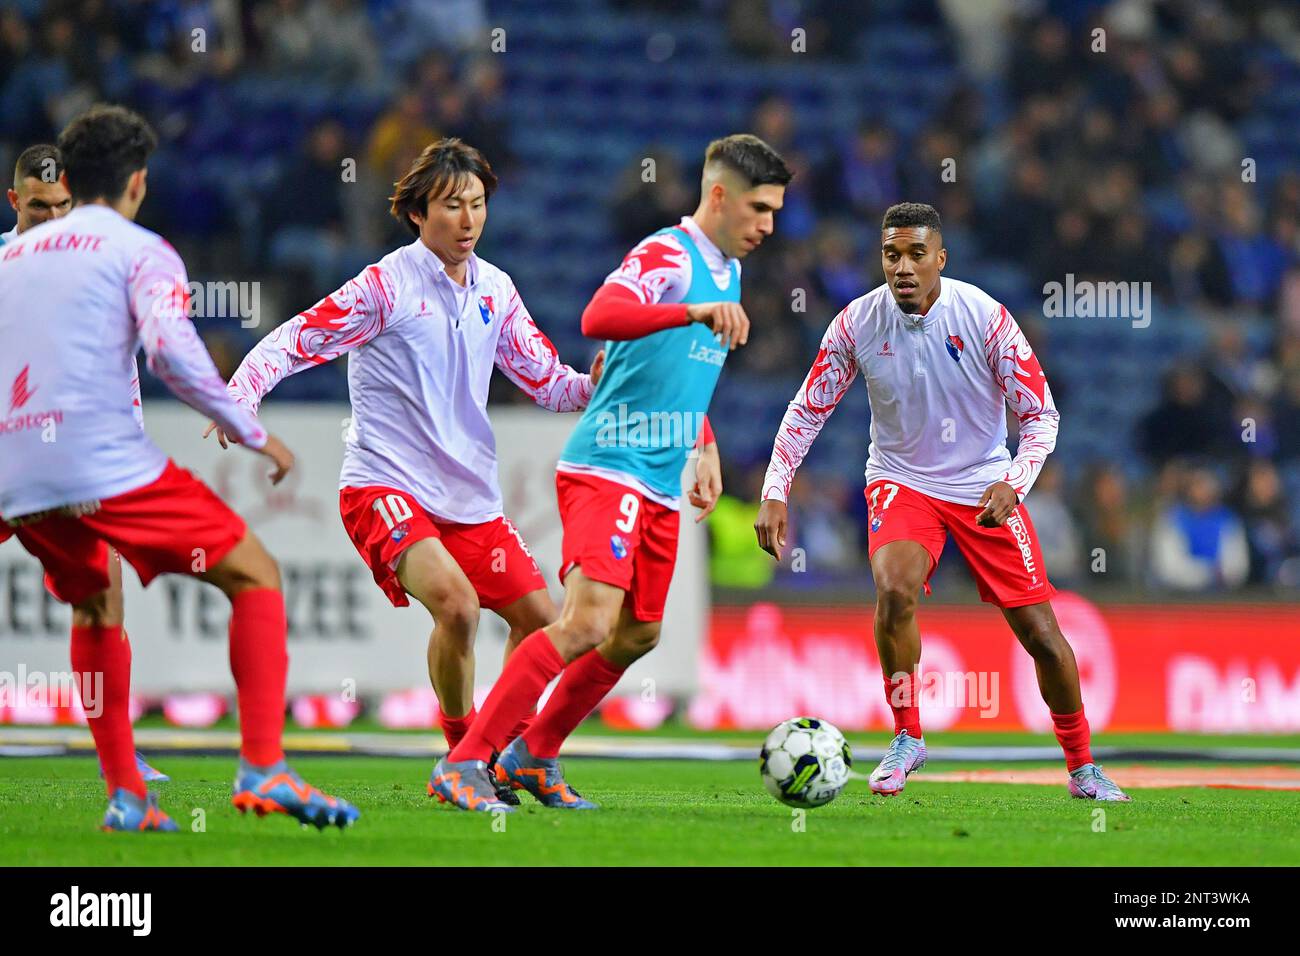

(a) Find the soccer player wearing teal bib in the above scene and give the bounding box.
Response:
[431,135,791,811]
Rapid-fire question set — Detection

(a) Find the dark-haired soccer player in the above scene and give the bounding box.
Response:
[0,143,166,785]
[755,202,1129,801]
[432,134,791,811]
[0,104,360,831]
[210,139,600,804]
[2,144,72,243]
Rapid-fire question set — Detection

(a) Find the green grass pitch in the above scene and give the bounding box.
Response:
[2,754,1297,866]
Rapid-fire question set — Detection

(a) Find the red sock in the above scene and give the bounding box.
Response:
[1051,708,1093,771]
[505,711,535,744]
[72,624,144,799]
[450,630,563,763]
[228,588,287,766]
[524,649,626,758]
[438,706,477,750]
[884,671,923,739]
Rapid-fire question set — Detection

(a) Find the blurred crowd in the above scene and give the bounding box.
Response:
[2,0,1299,594]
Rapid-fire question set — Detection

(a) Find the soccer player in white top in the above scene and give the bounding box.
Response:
[755,203,1129,801]
[209,139,601,782]
[0,142,165,784]
[0,105,359,831]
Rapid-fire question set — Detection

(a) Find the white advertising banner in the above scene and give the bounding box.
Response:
[0,403,706,699]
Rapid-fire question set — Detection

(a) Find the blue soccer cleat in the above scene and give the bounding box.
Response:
[868,729,927,796]
[495,736,598,810]
[428,757,515,813]
[231,759,360,829]
[101,788,179,833]
[100,751,169,783]
[1068,763,1131,801]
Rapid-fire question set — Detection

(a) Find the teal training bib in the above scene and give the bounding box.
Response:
[560,226,739,499]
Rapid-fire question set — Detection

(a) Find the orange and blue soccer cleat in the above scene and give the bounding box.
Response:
[100,751,169,783]
[427,757,515,813]
[494,736,597,810]
[101,788,179,833]
[231,759,360,829]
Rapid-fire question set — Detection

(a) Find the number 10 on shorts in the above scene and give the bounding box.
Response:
[373,494,414,529]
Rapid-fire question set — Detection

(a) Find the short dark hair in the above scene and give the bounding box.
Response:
[56,105,157,202]
[390,138,498,238]
[13,144,62,188]
[882,202,942,233]
[704,133,793,188]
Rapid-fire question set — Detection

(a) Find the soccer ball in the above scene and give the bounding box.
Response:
[759,716,853,808]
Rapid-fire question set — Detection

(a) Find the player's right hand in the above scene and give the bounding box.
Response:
[203,420,235,449]
[754,498,788,560]
[686,301,750,350]
[257,434,295,485]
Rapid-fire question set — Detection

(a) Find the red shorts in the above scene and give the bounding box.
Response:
[865,478,1056,608]
[338,485,545,610]
[555,471,680,622]
[6,460,247,605]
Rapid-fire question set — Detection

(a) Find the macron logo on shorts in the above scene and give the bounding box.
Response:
[1004,510,1038,582]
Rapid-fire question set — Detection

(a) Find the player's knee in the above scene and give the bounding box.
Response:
[1019,620,1068,661]
[436,593,480,640]
[874,584,918,630]
[563,610,617,656]
[614,625,660,659]
[212,534,281,594]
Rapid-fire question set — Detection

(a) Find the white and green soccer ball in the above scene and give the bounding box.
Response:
[759,716,853,808]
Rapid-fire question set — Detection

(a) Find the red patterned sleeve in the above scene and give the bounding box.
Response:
[494,280,593,412]
[983,303,1059,499]
[128,240,267,448]
[227,264,394,413]
[761,307,859,502]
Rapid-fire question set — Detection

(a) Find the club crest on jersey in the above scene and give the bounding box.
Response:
[478,295,494,324]
[391,521,411,543]
[610,534,629,560]
[945,334,964,362]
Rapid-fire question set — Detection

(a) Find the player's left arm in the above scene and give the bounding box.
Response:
[979,303,1060,527]
[129,240,267,449]
[494,280,599,412]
